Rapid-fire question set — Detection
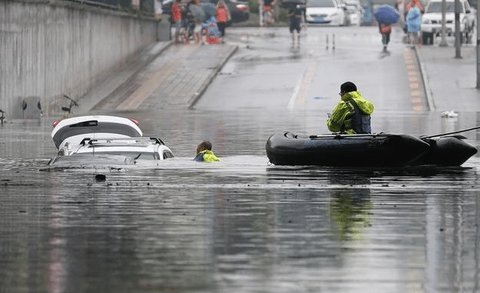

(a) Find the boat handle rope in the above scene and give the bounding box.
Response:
[420,126,480,139]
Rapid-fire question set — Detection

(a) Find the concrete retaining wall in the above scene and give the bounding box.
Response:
[0,0,167,118]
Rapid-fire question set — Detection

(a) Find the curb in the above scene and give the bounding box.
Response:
[188,45,239,109]
[413,46,436,111]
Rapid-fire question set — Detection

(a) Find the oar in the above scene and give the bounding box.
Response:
[309,133,386,139]
[421,126,480,139]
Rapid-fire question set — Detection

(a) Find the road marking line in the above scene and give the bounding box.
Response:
[409,82,420,89]
[408,76,418,82]
[288,59,319,110]
[403,48,424,112]
[288,74,304,110]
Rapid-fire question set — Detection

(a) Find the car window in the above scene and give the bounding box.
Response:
[308,0,336,8]
[426,1,465,13]
[91,152,159,160]
[163,151,174,159]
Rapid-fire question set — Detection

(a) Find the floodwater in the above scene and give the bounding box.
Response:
[1,108,479,293]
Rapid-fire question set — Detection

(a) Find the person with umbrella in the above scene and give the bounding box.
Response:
[374,5,399,52]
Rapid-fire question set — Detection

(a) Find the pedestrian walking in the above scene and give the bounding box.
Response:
[171,0,183,43]
[406,5,422,47]
[378,22,392,51]
[216,0,231,40]
[183,0,195,43]
[287,4,303,46]
[327,81,374,134]
[187,0,205,44]
[262,0,275,26]
[406,0,424,13]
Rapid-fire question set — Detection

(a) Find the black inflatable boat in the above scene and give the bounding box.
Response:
[266,132,431,167]
[266,132,478,167]
[410,135,477,166]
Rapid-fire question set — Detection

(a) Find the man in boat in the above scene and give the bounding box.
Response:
[327,81,374,134]
[194,140,220,162]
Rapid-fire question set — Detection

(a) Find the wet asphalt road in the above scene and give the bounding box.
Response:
[1,26,480,293]
[198,26,427,112]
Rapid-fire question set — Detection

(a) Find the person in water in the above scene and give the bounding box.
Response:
[327,81,374,134]
[194,140,220,162]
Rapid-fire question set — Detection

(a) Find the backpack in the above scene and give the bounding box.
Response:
[380,24,391,33]
[348,100,372,134]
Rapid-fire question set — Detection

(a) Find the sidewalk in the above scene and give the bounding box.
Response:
[84,42,237,113]
[416,45,480,112]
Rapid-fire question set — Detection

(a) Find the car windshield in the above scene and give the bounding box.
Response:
[308,0,335,7]
[426,1,464,13]
[80,152,159,160]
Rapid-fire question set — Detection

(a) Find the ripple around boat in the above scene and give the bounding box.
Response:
[265,132,477,167]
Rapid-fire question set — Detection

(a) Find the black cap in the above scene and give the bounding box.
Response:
[340,81,357,93]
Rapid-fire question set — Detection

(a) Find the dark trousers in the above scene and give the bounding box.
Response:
[217,22,227,37]
[381,32,390,45]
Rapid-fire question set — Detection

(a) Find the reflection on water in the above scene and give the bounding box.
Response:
[0,109,479,292]
[330,189,372,242]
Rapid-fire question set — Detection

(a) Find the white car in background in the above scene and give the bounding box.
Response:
[421,0,476,44]
[306,0,347,25]
[344,0,363,26]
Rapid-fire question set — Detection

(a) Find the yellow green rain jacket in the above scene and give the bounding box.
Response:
[194,150,220,162]
[327,91,374,134]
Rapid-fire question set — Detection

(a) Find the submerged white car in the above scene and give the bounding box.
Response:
[306,0,347,25]
[48,115,174,166]
[48,137,175,166]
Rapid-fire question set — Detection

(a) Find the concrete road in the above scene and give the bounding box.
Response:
[197,26,428,114]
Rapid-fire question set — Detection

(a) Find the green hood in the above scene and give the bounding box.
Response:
[341,91,374,115]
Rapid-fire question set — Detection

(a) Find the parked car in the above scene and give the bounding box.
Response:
[201,0,250,23]
[421,0,476,44]
[305,0,347,25]
[344,0,364,26]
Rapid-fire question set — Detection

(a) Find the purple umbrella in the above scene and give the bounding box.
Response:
[374,4,400,25]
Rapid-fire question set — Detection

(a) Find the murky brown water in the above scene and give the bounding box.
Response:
[1,109,479,293]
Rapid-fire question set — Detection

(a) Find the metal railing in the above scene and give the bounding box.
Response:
[64,0,156,16]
